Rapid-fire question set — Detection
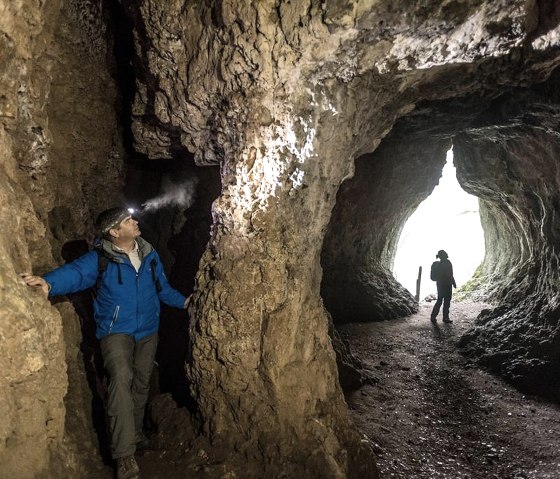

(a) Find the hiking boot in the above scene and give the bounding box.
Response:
[116,455,140,479]
[443,318,453,323]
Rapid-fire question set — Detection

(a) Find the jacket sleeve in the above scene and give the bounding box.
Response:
[153,252,187,309]
[43,251,99,297]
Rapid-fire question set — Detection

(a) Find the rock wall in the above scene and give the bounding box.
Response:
[3,0,560,477]
[0,0,123,476]
[122,0,560,476]
[454,74,560,396]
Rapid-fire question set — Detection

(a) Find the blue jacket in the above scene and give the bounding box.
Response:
[43,237,186,341]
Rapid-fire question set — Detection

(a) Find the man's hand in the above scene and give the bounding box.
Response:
[21,273,49,298]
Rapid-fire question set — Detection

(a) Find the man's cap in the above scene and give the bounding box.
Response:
[436,249,448,259]
[95,207,131,234]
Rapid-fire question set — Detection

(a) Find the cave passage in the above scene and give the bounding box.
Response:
[393,148,485,300]
[341,302,560,479]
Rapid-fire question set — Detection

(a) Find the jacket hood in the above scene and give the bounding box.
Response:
[93,236,153,262]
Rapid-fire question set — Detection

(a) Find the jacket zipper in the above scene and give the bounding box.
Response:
[108,305,120,334]
[136,272,139,332]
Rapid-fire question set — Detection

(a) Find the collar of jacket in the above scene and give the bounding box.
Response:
[94,236,153,263]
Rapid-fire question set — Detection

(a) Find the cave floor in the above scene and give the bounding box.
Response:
[340,301,560,479]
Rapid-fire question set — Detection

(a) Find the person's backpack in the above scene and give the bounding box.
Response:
[430,261,441,282]
[95,252,110,293]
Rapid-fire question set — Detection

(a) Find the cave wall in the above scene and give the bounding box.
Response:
[453,77,560,395]
[321,138,450,323]
[0,0,124,476]
[121,0,560,477]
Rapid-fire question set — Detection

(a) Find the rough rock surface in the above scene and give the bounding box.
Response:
[0,0,123,476]
[453,73,560,396]
[122,0,560,476]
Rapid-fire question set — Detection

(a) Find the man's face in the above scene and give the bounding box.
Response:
[112,215,140,241]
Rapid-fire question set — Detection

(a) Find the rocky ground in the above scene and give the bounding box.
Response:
[88,301,560,478]
[340,301,560,479]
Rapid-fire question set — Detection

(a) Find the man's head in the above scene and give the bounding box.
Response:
[95,207,140,242]
[436,249,448,260]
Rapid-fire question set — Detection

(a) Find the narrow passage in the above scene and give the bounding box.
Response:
[340,302,560,479]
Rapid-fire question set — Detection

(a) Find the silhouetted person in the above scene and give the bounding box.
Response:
[430,249,456,323]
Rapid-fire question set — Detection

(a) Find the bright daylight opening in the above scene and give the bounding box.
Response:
[393,148,485,300]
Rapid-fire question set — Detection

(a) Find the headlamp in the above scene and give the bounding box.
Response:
[101,210,131,234]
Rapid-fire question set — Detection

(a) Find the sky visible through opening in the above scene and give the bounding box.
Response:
[393,148,485,300]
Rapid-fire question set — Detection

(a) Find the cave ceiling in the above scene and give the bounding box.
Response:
[125,0,560,166]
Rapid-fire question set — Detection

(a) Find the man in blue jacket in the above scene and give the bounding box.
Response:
[23,207,187,479]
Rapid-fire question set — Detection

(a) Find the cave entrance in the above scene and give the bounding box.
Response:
[392,147,485,300]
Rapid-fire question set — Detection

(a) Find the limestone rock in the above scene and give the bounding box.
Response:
[0,0,123,476]
[122,0,560,476]
[453,74,560,396]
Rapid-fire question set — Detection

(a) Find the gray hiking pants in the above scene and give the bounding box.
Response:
[100,333,158,459]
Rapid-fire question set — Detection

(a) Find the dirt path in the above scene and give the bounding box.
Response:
[339,301,560,479]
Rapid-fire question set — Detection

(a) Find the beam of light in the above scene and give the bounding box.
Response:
[393,148,485,300]
[141,177,199,212]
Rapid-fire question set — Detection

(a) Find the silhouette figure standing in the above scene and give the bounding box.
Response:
[430,250,456,323]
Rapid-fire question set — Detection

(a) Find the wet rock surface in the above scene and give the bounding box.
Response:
[341,302,560,479]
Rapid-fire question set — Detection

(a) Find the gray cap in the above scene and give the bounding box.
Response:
[95,207,130,235]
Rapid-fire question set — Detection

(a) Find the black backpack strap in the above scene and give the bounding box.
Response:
[94,251,110,295]
[150,258,162,293]
[116,263,123,285]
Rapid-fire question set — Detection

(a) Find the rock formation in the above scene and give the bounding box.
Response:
[454,73,560,397]
[1,0,123,475]
[2,0,560,477]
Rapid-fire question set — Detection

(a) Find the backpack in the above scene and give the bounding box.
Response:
[94,250,162,295]
[430,261,441,282]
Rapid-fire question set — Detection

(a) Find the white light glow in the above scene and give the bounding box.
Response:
[289,168,305,188]
[235,118,316,211]
[393,149,485,300]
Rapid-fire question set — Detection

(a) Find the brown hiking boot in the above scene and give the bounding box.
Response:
[116,455,140,479]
